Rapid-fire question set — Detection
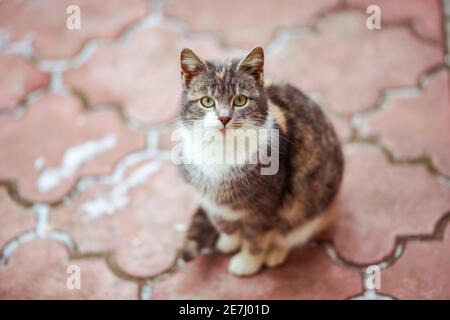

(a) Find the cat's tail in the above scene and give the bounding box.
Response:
[278,206,336,249]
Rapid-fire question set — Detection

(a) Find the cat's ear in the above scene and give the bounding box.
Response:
[180,48,207,87]
[237,47,264,83]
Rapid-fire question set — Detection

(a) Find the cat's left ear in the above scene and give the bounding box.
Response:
[237,47,264,83]
[180,48,208,87]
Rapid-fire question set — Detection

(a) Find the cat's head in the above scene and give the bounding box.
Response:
[179,47,268,131]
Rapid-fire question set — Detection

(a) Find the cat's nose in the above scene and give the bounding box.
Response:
[218,116,231,127]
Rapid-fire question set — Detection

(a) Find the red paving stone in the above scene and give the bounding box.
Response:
[381,224,450,299]
[152,247,361,300]
[0,94,145,203]
[0,239,138,299]
[328,114,352,143]
[266,10,443,114]
[52,163,198,278]
[0,189,35,249]
[165,0,338,48]
[348,0,443,42]
[0,54,49,109]
[326,144,450,265]
[0,0,149,59]
[361,70,450,177]
[64,26,227,124]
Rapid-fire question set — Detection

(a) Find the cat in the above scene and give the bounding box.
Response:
[177,47,344,276]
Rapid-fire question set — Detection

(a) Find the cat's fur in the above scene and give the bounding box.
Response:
[177,47,343,276]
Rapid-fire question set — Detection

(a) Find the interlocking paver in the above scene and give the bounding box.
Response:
[266,10,443,114]
[152,246,361,299]
[0,0,149,59]
[0,94,146,202]
[0,189,35,250]
[360,70,450,177]
[348,0,443,42]
[0,54,49,110]
[325,144,450,265]
[53,163,198,278]
[0,239,138,299]
[164,0,338,48]
[64,26,226,124]
[380,224,450,299]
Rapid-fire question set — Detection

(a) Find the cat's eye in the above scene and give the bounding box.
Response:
[200,96,215,108]
[233,95,248,107]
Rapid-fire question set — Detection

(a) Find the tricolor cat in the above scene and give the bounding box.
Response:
[177,47,343,276]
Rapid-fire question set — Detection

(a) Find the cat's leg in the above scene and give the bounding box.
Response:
[264,208,336,268]
[265,245,290,268]
[216,232,241,253]
[201,200,243,254]
[228,231,275,276]
[210,216,242,254]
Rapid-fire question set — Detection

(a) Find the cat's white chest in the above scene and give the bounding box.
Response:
[179,126,250,180]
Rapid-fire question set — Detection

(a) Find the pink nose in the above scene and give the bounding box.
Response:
[219,116,231,126]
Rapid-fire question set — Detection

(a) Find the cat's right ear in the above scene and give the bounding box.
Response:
[237,47,264,84]
[180,48,207,87]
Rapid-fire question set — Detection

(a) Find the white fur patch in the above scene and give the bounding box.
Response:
[180,120,264,180]
[229,249,264,276]
[203,111,221,128]
[201,197,241,221]
[216,232,241,253]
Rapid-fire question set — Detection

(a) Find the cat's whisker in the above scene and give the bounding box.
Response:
[278,135,295,145]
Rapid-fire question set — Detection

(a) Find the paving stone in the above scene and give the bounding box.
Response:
[0,189,35,250]
[64,26,226,124]
[266,11,443,114]
[152,246,361,299]
[0,54,49,109]
[0,94,146,203]
[328,114,352,143]
[0,0,149,59]
[164,0,338,48]
[348,0,443,42]
[0,0,449,301]
[52,163,198,278]
[325,144,450,265]
[0,239,138,299]
[360,70,450,176]
[380,225,450,299]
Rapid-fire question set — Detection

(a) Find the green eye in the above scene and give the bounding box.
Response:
[200,96,215,108]
[233,95,248,107]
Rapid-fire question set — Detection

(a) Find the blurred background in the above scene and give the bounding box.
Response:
[0,0,449,299]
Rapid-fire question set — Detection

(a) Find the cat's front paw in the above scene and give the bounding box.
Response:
[228,250,264,276]
[216,232,241,253]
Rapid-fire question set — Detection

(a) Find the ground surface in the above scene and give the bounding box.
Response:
[0,0,450,300]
